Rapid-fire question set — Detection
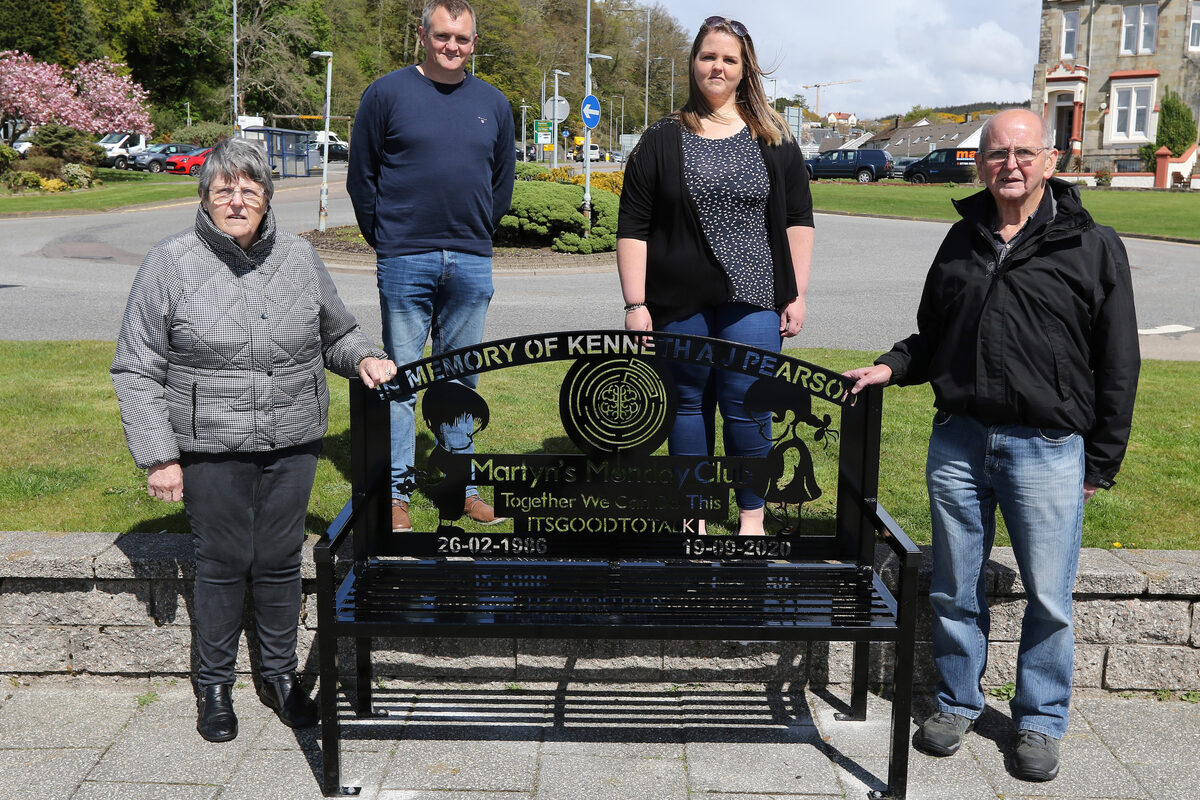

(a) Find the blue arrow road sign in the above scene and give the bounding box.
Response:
[580,94,601,130]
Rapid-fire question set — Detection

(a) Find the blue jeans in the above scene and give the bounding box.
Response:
[926,412,1085,739]
[659,303,781,510]
[377,251,494,501]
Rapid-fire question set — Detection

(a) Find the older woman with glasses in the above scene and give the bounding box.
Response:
[112,136,395,743]
[617,15,815,536]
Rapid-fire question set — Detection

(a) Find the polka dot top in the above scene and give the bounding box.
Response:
[681,125,775,310]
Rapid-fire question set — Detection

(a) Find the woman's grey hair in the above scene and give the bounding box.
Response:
[421,0,476,37]
[197,137,275,203]
[979,110,1055,151]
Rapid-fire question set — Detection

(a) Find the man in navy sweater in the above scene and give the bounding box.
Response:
[347,0,515,532]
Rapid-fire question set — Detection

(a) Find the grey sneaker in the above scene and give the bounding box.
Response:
[914,711,974,756]
[1013,729,1060,781]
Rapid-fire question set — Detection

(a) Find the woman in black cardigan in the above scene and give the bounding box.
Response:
[616,15,815,536]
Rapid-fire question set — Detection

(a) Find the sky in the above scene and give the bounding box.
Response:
[652,0,1043,119]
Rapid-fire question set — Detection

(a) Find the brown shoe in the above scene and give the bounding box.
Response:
[464,495,507,525]
[391,499,412,532]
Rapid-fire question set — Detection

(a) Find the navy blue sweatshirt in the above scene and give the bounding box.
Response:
[347,66,515,258]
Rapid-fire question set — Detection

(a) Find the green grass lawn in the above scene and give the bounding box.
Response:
[810,181,1200,241]
[1,341,1196,550]
[0,169,200,215]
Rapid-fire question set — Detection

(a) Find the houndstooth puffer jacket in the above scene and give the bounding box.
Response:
[111,205,386,469]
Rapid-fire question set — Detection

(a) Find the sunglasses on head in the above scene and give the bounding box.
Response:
[702,15,748,37]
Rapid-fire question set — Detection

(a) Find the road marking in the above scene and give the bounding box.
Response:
[1138,324,1195,335]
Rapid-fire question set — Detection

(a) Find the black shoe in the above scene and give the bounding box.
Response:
[914,711,974,756]
[258,672,319,728]
[196,684,238,742]
[1013,729,1060,781]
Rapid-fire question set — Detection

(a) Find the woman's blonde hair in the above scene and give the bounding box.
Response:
[677,16,792,146]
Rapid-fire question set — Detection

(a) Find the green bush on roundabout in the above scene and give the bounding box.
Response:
[497,180,617,254]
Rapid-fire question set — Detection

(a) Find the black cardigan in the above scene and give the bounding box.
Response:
[616,117,814,325]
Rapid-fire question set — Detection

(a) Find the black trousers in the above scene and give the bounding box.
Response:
[181,442,320,687]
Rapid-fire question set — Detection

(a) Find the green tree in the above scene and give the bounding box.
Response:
[0,0,104,67]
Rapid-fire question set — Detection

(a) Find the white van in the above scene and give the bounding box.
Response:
[575,143,601,162]
[313,131,347,147]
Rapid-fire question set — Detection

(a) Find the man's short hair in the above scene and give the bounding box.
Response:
[421,0,476,36]
[979,110,1055,151]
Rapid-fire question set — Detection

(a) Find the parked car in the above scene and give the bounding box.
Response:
[309,141,349,162]
[903,148,978,183]
[805,149,893,182]
[887,156,921,179]
[96,132,149,169]
[132,143,199,173]
[166,147,212,176]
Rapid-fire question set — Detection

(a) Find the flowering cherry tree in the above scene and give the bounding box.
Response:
[0,51,90,145]
[72,57,153,136]
[0,50,152,147]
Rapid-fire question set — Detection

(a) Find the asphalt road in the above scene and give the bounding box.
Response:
[1,169,1196,359]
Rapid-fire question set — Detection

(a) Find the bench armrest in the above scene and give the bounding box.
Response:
[872,501,920,561]
[316,497,359,563]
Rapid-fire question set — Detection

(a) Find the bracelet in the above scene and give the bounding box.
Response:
[624,302,646,313]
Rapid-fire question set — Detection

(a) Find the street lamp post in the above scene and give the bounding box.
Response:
[583,0,614,232]
[310,50,333,232]
[654,56,675,112]
[471,52,494,73]
[551,69,569,170]
[519,99,532,161]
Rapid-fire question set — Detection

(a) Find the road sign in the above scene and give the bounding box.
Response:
[534,120,552,145]
[580,94,601,130]
[535,132,551,144]
[542,96,569,122]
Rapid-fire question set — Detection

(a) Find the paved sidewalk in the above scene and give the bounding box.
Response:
[1,676,1198,800]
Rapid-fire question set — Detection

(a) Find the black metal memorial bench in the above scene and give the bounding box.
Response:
[315,330,920,799]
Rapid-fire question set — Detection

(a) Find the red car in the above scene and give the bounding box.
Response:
[166,147,212,176]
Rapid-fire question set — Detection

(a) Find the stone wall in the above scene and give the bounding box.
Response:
[2,531,1198,690]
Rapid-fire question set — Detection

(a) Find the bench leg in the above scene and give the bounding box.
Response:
[355,637,374,717]
[317,632,359,796]
[871,637,916,800]
[837,641,870,722]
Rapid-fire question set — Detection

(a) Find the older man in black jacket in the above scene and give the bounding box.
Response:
[845,109,1140,783]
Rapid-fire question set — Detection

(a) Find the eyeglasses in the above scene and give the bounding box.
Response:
[982,147,1046,166]
[210,186,264,206]
[702,16,748,37]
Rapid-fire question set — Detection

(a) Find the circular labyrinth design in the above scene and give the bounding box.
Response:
[560,357,675,454]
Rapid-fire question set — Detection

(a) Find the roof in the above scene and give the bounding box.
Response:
[870,119,985,150]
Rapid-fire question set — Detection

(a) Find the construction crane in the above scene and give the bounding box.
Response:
[802,79,861,117]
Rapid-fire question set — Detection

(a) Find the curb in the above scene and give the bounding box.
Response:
[318,248,616,275]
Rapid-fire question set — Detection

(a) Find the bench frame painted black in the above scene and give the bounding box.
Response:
[315,330,921,799]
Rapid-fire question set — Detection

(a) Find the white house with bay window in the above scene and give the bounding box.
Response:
[1032,1,1200,177]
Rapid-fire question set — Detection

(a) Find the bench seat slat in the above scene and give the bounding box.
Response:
[333,560,899,634]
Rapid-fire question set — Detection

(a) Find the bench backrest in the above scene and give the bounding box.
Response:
[346,330,883,566]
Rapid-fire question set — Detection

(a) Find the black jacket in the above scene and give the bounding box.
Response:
[616,117,814,324]
[877,178,1140,488]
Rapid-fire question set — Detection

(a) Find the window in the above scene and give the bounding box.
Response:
[1062,9,1079,58]
[1191,2,1200,50]
[1113,85,1152,139]
[1121,4,1156,55]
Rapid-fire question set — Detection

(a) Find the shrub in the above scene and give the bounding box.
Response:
[0,144,17,174]
[566,170,624,195]
[496,181,617,254]
[30,124,105,165]
[178,122,234,148]
[39,177,69,192]
[515,162,549,181]
[532,166,575,183]
[60,162,95,189]
[3,171,44,191]
[20,155,66,179]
